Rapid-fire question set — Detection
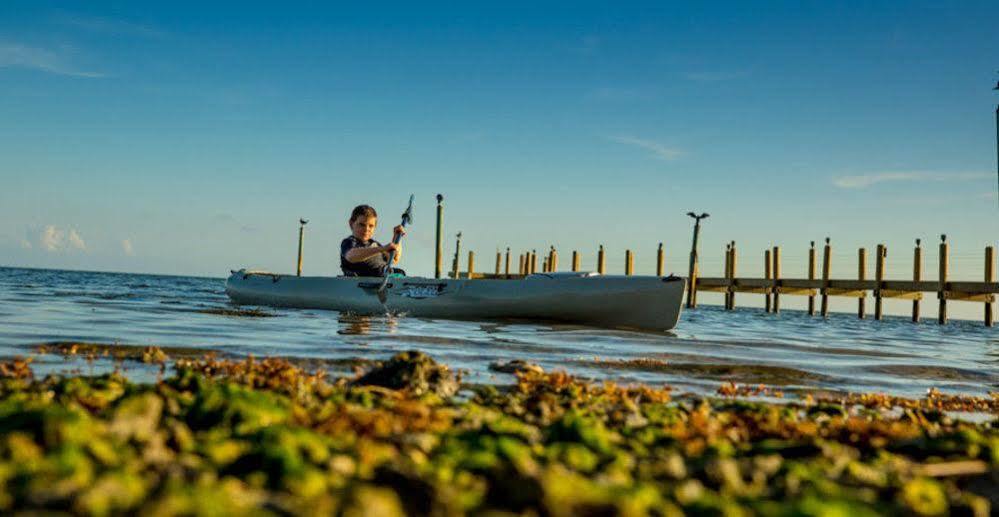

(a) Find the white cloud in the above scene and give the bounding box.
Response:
[40,225,62,251]
[608,135,684,161]
[0,43,103,78]
[832,171,991,189]
[121,239,135,256]
[68,230,86,251]
[38,225,87,252]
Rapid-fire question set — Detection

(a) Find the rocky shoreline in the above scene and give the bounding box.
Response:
[0,350,995,515]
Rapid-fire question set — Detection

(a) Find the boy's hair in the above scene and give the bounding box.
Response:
[349,205,378,223]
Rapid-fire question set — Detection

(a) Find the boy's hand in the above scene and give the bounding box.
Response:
[382,242,401,254]
[393,225,406,238]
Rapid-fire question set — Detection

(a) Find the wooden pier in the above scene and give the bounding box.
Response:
[430,193,996,326]
[447,235,998,326]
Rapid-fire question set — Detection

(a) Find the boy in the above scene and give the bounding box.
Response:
[340,205,406,277]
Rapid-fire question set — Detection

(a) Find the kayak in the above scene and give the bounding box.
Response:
[224,270,686,331]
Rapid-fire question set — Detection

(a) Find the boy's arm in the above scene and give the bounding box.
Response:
[344,246,387,263]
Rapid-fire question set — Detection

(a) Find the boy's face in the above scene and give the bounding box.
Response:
[350,215,377,241]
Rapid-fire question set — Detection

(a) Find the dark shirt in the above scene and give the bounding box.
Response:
[340,236,388,277]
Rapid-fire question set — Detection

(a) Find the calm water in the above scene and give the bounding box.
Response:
[1,267,996,397]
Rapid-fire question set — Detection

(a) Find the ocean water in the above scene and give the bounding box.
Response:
[1,267,996,398]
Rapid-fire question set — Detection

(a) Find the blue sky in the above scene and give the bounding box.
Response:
[1,1,998,294]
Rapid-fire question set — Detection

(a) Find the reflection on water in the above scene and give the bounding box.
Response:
[336,313,399,336]
[0,266,997,397]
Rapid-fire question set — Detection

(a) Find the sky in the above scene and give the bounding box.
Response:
[2,1,998,307]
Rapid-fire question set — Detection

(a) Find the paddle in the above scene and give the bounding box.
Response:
[377,194,415,303]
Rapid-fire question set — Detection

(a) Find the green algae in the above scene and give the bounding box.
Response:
[0,352,994,516]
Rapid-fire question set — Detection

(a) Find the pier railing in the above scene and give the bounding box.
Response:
[448,236,998,327]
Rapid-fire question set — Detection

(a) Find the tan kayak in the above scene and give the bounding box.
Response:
[225,270,685,331]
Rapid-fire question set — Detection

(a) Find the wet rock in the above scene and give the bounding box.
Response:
[353,351,459,397]
[489,359,544,376]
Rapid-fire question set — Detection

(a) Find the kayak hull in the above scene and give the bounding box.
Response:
[224,270,685,331]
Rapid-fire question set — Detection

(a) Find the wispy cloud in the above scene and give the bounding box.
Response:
[53,11,167,38]
[39,225,87,252]
[832,171,991,189]
[608,135,684,161]
[0,43,103,77]
[121,239,135,256]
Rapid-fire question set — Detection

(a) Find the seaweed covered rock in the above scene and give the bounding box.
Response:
[353,351,459,397]
[489,359,544,376]
[0,355,995,516]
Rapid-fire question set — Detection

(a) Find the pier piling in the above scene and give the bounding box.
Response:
[875,244,886,320]
[913,239,922,322]
[772,246,781,313]
[625,250,634,275]
[435,195,444,279]
[572,251,580,272]
[729,242,738,310]
[723,244,732,310]
[598,245,606,275]
[656,243,664,277]
[939,235,948,325]
[986,246,995,327]
[807,241,816,315]
[858,248,867,319]
[764,249,772,313]
[296,219,306,277]
[821,238,831,318]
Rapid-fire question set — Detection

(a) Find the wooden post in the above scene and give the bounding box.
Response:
[764,249,772,313]
[542,256,549,273]
[571,251,580,272]
[518,254,525,275]
[495,251,502,276]
[772,246,781,314]
[857,248,867,319]
[874,244,886,321]
[821,238,831,318]
[656,243,664,277]
[550,247,558,272]
[296,221,305,277]
[452,232,462,279]
[938,235,948,325]
[625,250,634,275]
[467,251,475,279]
[504,248,511,279]
[729,241,737,310]
[434,194,444,279]
[722,244,732,310]
[531,250,538,274]
[597,245,606,275]
[986,246,995,327]
[912,239,922,322]
[807,241,816,316]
